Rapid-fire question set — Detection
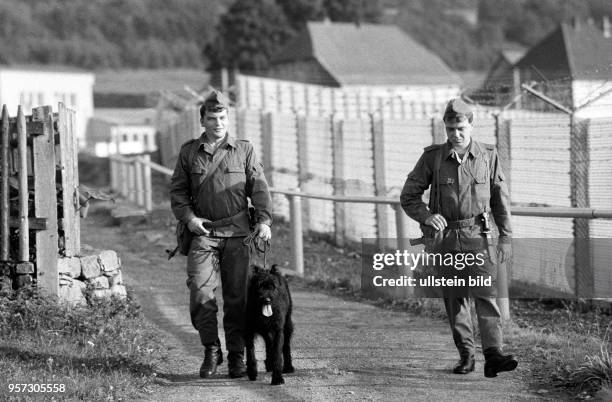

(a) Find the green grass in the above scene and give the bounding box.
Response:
[0,288,166,401]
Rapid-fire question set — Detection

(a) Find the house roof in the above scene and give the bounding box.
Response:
[273,21,460,86]
[94,69,209,94]
[516,22,612,80]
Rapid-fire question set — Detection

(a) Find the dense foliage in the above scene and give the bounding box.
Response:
[0,0,611,71]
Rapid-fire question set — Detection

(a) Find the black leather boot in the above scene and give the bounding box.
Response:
[453,355,475,374]
[228,351,246,378]
[484,348,518,378]
[200,340,223,378]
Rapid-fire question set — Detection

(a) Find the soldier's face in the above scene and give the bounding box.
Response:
[445,117,473,149]
[201,109,228,140]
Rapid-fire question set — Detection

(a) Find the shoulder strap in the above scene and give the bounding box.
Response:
[198,147,230,194]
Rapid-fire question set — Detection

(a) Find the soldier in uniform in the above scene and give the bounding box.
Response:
[400,98,518,377]
[170,90,272,379]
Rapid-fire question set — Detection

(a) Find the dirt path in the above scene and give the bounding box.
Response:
[82,207,548,401]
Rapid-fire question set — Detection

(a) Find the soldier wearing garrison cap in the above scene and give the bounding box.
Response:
[400,97,518,378]
[170,89,272,379]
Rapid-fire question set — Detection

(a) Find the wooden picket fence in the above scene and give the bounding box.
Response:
[0,103,79,295]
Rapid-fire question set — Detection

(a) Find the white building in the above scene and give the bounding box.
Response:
[87,108,157,157]
[0,65,94,146]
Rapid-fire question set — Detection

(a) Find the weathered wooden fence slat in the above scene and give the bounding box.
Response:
[17,106,29,262]
[0,105,9,261]
[58,103,79,256]
[32,106,59,294]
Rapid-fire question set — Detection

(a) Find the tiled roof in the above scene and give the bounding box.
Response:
[273,21,460,86]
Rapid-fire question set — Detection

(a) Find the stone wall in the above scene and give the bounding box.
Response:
[58,249,126,305]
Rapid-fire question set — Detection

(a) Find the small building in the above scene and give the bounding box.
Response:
[476,47,526,106]
[87,109,157,157]
[514,19,612,117]
[267,21,461,105]
[0,65,94,146]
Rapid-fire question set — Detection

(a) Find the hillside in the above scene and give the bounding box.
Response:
[0,0,610,71]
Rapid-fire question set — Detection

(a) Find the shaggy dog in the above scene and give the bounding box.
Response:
[245,264,295,385]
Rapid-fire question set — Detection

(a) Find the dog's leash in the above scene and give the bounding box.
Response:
[242,231,270,268]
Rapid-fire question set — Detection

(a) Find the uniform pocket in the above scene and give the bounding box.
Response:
[191,166,205,193]
[471,160,488,184]
[225,164,246,187]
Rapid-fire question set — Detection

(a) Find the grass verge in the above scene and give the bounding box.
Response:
[0,288,166,401]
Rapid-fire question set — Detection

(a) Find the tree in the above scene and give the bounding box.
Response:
[323,0,383,23]
[275,0,326,29]
[205,0,293,71]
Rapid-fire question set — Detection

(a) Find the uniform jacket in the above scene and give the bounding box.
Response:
[170,134,272,237]
[400,140,511,250]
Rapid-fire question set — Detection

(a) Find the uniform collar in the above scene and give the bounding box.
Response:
[445,139,482,160]
[197,133,237,152]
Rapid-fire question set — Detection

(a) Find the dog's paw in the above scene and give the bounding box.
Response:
[247,371,258,381]
[271,375,285,386]
[283,365,295,374]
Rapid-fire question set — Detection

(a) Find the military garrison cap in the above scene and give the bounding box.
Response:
[443,98,473,123]
[202,90,229,113]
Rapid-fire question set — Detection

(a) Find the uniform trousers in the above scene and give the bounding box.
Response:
[186,235,250,352]
[439,250,503,357]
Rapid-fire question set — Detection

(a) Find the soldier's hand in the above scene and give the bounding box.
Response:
[255,223,271,241]
[424,214,447,231]
[497,242,512,264]
[187,217,210,236]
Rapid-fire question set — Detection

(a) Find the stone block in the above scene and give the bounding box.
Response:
[108,270,123,286]
[57,257,82,277]
[88,276,109,289]
[59,279,86,306]
[99,250,120,272]
[15,262,34,274]
[80,255,101,279]
[110,284,127,299]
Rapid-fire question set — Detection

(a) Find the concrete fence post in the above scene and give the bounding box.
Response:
[288,194,304,276]
[371,114,389,250]
[331,116,346,246]
[571,116,593,298]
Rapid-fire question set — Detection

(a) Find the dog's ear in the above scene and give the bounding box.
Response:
[270,264,280,275]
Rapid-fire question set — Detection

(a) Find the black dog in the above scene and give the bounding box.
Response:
[245,264,295,385]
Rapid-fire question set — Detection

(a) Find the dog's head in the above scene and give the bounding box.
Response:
[250,264,283,317]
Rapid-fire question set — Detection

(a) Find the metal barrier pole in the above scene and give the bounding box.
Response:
[142,154,153,211]
[288,194,304,276]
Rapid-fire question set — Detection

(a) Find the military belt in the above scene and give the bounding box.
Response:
[446,216,480,230]
[201,210,248,229]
